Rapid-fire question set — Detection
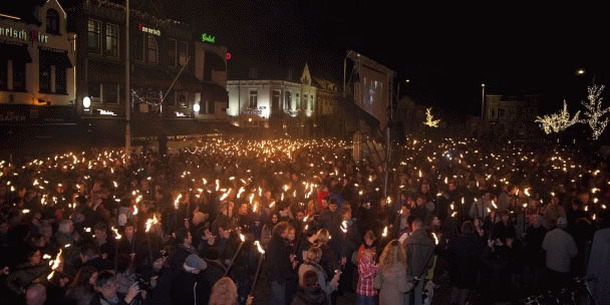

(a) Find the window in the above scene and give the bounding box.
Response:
[146,35,158,64]
[88,82,101,102]
[38,62,51,93]
[166,91,176,106]
[249,89,257,108]
[303,94,308,110]
[105,23,119,57]
[46,9,60,35]
[167,38,177,67]
[177,91,188,108]
[498,108,505,118]
[104,83,119,103]
[55,66,66,94]
[0,60,7,90]
[295,93,300,110]
[132,32,143,61]
[178,41,188,66]
[204,100,215,114]
[88,19,101,53]
[284,91,291,110]
[12,61,26,91]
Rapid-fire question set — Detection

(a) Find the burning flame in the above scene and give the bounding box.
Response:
[432,232,439,245]
[132,205,138,215]
[382,226,388,237]
[174,194,183,210]
[340,220,348,233]
[111,226,122,240]
[254,240,265,254]
[239,234,246,242]
[145,215,159,233]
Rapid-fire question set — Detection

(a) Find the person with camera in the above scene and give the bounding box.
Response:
[91,270,144,305]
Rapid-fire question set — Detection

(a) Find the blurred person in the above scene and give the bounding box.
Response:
[298,246,340,304]
[25,283,46,305]
[356,249,377,305]
[542,217,577,291]
[65,266,98,305]
[377,239,410,305]
[209,277,238,305]
[291,270,328,305]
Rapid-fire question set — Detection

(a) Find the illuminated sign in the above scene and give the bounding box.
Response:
[201,33,215,44]
[0,26,48,43]
[99,109,117,116]
[138,23,160,36]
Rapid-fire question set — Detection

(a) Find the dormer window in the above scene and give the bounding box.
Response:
[46,9,60,35]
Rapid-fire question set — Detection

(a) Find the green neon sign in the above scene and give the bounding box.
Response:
[201,33,215,44]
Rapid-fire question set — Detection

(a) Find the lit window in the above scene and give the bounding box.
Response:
[105,24,119,57]
[249,89,257,108]
[87,19,101,53]
[147,35,158,64]
[178,41,188,66]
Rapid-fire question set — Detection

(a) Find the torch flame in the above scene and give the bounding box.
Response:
[382,226,388,237]
[111,226,122,240]
[133,205,138,215]
[239,234,245,242]
[254,240,265,254]
[340,220,348,233]
[145,215,159,233]
[432,232,439,245]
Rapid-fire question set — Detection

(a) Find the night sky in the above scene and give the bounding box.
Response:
[158,1,610,115]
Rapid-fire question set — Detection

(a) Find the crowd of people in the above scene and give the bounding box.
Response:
[0,136,608,305]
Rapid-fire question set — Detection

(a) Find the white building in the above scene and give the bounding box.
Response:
[227,64,316,128]
[0,0,76,123]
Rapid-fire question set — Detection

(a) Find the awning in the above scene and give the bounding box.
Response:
[2,43,32,63]
[201,82,228,103]
[39,49,72,67]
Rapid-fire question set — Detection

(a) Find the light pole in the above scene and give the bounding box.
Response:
[480,83,485,134]
[124,0,131,153]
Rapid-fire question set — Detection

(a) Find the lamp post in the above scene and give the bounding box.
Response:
[480,83,485,135]
[124,0,131,153]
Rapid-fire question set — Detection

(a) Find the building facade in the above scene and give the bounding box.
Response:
[483,94,539,139]
[62,0,228,124]
[0,0,76,125]
[227,64,316,130]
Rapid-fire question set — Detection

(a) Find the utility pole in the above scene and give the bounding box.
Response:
[124,0,131,153]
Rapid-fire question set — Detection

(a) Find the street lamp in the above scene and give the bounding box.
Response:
[82,96,91,109]
[480,83,486,135]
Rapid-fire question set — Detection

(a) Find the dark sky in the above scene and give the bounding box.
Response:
[168,1,609,115]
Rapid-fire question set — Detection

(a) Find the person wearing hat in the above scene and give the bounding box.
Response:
[542,217,577,291]
[170,253,211,305]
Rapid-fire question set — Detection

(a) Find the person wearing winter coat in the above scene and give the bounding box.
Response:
[298,246,340,304]
[291,270,329,305]
[376,239,411,305]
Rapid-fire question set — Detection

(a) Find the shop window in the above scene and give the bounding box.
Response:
[55,66,66,94]
[12,61,26,91]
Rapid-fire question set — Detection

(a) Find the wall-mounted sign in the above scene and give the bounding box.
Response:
[201,33,215,44]
[226,52,232,60]
[138,23,160,36]
[0,26,48,43]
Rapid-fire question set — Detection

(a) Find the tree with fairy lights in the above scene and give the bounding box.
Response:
[581,84,610,140]
[535,101,581,134]
[423,108,440,128]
